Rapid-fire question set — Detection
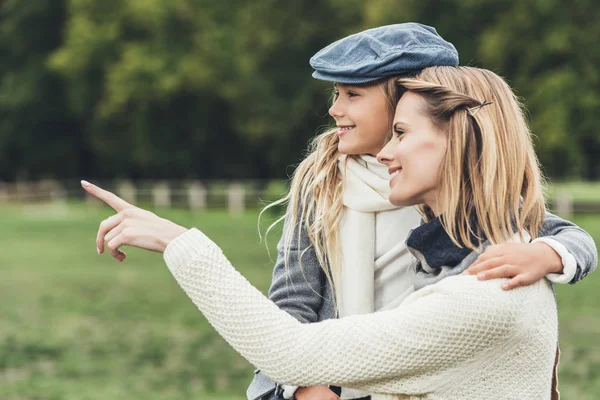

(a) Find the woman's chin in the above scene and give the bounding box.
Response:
[388,192,414,208]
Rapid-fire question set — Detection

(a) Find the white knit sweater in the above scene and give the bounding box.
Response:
[163,228,558,400]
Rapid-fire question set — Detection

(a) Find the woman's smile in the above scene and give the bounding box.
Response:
[388,166,402,187]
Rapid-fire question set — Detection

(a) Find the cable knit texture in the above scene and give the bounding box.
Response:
[164,228,558,400]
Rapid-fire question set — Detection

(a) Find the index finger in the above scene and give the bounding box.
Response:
[81,180,133,212]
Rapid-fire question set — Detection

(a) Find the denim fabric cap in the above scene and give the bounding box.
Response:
[310,23,459,84]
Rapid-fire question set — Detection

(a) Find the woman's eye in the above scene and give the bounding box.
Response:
[347,91,358,97]
[394,129,404,138]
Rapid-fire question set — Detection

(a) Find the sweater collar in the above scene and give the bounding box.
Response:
[406,216,484,274]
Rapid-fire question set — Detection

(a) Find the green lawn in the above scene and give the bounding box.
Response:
[0,203,598,399]
[548,181,600,203]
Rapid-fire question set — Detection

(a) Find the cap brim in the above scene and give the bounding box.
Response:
[311,71,382,84]
[311,69,421,84]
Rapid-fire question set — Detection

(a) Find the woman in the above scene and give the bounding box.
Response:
[82,65,568,399]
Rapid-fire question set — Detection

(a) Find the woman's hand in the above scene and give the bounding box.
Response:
[81,180,188,261]
[295,385,341,400]
[466,241,563,290]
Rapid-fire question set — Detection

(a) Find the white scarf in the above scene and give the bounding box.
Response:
[337,154,422,400]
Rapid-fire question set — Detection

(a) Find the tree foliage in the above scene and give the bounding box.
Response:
[0,0,597,180]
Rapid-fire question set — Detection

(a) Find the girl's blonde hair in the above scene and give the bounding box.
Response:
[395,66,546,248]
[260,76,402,307]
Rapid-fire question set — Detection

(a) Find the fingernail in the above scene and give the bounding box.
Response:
[477,272,486,279]
[502,283,509,289]
[97,247,101,255]
[81,180,91,187]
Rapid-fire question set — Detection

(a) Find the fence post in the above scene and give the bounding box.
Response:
[188,181,207,211]
[555,190,573,216]
[228,183,245,216]
[152,181,171,208]
[39,179,67,204]
[117,180,137,204]
[15,180,32,202]
[0,182,7,203]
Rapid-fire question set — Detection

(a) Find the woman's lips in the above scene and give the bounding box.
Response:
[389,168,402,187]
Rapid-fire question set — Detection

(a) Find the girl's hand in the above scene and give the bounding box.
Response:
[81,180,188,261]
[466,242,563,290]
[295,385,341,400]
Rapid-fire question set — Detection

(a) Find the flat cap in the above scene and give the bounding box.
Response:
[310,23,458,84]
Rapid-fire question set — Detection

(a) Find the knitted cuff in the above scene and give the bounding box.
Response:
[533,237,577,284]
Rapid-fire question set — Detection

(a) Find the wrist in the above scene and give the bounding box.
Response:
[160,221,188,252]
[533,241,563,274]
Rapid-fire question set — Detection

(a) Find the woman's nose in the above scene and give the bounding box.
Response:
[376,140,394,165]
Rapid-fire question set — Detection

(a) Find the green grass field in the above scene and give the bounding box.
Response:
[0,203,598,399]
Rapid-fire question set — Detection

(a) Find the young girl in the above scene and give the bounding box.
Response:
[252,24,597,400]
[82,64,583,399]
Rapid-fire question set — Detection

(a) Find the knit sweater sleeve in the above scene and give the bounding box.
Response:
[163,228,523,395]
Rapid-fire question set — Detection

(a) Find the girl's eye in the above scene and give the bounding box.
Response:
[347,91,358,97]
[394,129,405,139]
[333,91,340,99]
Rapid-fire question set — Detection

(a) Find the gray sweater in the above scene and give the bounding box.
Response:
[246,208,597,400]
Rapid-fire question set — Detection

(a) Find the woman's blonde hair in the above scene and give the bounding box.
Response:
[395,66,546,248]
[260,76,402,307]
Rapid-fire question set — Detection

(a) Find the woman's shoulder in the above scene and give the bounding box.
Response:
[404,273,555,321]
[438,273,554,300]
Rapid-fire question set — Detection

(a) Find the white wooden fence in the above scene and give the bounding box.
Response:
[0,180,288,216]
[0,179,591,215]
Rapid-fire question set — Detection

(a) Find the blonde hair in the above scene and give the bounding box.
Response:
[260,76,403,307]
[395,66,546,248]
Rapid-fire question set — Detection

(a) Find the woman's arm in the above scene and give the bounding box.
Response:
[164,228,527,394]
[79,182,543,395]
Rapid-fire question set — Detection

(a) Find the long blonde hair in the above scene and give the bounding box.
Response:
[260,76,402,306]
[395,66,546,248]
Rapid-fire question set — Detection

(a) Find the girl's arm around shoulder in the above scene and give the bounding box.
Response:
[537,211,598,284]
[467,213,598,290]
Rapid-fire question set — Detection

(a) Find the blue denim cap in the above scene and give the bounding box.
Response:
[310,23,459,84]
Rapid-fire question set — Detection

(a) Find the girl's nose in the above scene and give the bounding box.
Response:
[328,101,344,119]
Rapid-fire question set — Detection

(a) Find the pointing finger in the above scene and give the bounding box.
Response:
[81,180,132,212]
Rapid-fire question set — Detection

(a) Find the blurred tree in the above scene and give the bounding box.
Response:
[477,0,600,179]
[0,0,597,181]
[0,0,83,181]
[363,0,600,179]
[48,0,364,179]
